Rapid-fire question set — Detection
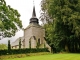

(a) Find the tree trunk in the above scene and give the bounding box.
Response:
[65,45,69,52]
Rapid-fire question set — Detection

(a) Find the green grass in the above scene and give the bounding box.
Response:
[6,53,80,60]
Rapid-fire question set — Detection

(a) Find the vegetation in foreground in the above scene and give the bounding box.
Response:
[5,53,80,60]
[0,52,50,60]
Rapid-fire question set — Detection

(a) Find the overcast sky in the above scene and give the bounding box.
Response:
[0,0,42,44]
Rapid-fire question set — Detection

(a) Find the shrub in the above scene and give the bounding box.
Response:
[8,40,11,51]
[0,48,49,55]
[19,39,21,49]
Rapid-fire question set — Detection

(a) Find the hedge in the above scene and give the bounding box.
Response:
[0,48,49,55]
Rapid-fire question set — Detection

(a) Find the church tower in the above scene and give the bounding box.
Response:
[24,5,45,48]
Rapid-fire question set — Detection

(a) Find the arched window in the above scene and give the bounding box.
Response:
[33,36,36,40]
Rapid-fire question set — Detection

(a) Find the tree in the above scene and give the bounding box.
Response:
[36,38,40,49]
[29,40,31,49]
[41,0,80,52]
[19,38,21,49]
[8,40,11,50]
[0,0,22,38]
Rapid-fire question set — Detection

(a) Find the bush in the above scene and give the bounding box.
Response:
[0,48,49,55]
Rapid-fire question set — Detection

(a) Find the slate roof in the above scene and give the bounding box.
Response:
[11,37,24,46]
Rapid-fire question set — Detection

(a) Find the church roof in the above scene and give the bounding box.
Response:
[32,6,36,18]
[11,37,24,46]
[24,23,43,30]
[24,3,43,30]
[30,5,39,24]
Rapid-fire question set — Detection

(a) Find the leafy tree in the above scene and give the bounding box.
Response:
[36,38,40,49]
[0,44,7,50]
[0,0,22,38]
[8,40,11,50]
[41,0,80,52]
[19,38,21,49]
[29,40,31,49]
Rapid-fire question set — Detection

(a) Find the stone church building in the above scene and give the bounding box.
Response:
[11,6,51,52]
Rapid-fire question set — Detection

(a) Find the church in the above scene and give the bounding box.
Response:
[11,5,51,52]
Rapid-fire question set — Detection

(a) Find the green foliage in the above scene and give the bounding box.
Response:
[19,39,21,49]
[41,0,80,52]
[44,43,46,48]
[0,48,49,55]
[0,0,22,38]
[36,38,40,49]
[8,40,11,51]
[29,40,31,49]
[0,44,7,50]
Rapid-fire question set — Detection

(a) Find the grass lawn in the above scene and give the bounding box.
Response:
[6,53,80,60]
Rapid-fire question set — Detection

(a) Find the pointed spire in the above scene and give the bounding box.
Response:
[30,0,39,24]
[32,6,36,18]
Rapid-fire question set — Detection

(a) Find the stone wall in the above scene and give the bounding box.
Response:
[24,24,45,48]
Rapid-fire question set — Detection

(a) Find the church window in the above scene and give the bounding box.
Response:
[33,36,36,40]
